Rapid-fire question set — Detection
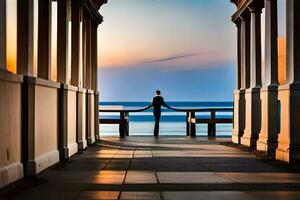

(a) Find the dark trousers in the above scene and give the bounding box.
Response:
[153,111,161,136]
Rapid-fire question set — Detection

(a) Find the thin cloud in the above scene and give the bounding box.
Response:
[140,53,209,65]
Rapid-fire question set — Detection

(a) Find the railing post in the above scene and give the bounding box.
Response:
[125,112,129,136]
[119,111,129,137]
[190,112,196,137]
[208,111,216,137]
[119,111,126,137]
[186,112,190,136]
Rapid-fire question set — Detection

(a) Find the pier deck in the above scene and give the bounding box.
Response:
[1,136,300,200]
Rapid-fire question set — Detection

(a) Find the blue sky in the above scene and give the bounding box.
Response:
[98,0,285,102]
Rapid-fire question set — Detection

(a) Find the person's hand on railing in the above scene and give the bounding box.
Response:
[141,104,153,111]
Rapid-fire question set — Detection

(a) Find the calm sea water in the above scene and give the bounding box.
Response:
[99,101,233,136]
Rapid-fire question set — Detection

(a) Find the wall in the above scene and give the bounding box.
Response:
[0,75,23,188]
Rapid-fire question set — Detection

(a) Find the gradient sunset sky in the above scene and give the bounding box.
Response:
[98,0,286,102]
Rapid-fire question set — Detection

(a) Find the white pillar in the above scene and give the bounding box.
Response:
[242,2,263,147]
[232,19,246,144]
[257,0,279,153]
[276,0,300,163]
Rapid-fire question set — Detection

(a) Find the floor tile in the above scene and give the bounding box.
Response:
[157,172,233,184]
[125,171,157,184]
[77,191,119,200]
[120,192,161,200]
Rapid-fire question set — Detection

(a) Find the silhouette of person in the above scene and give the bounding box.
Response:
[152,90,171,137]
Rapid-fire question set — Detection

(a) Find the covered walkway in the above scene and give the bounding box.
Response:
[1,137,300,200]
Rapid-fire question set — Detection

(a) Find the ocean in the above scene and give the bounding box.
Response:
[99,101,233,136]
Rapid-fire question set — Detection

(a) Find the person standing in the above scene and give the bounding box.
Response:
[151,90,171,137]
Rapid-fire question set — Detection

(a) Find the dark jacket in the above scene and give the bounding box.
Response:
[152,96,170,113]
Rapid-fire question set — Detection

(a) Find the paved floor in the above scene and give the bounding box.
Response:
[1,136,300,200]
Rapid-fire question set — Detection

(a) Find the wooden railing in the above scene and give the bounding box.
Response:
[171,108,233,137]
[99,106,233,137]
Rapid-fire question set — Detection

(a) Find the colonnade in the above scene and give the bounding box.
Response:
[0,0,106,188]
[231,0,300,163]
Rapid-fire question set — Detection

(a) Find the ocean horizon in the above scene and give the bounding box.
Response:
[99,101,233,136]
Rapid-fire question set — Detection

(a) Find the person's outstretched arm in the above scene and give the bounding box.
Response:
[162,98,172,109]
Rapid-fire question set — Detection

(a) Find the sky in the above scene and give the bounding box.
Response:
[98,0,240,102]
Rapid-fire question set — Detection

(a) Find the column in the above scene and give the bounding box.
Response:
[276,0,300,162]
[71,0,80,86]
[232,17,246,144]
[257,0,279,153]
[57,0,71,83]
[17,0,34,75]
[241,13,251,90]
[82,13,87,88]
[0,0,6,69]
[37,0,52,80]
[57,0,78,159]
[72,0,87,150]
[85,17,92,90]
[242,2,263,147]
[85,16,95,145]
[92,23,100,140]
[237,20,241,90]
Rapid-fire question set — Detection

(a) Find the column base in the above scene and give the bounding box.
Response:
[26,150,59,176]
[232,89,246,144]
[60,84,78,160]
[78,139,87,150]
[241,87,261,148]
[276,147,300,163]
[241,135,258,148]
[87,137,95,145]
[61,143,78,160]
[276,84,300,163]
[86,90,95,145]
[256,137,277,153]
[257,85,278,153]
[0,162,23,189]
[232,131,242,144]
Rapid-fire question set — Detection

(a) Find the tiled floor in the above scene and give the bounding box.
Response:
[1,136,300,200]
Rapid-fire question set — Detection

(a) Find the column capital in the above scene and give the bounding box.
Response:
[248,0,264,13]
[233,17,241,27]
[240,11,250,22]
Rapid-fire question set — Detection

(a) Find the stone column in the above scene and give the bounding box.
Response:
[17,0,34,75]
[276,0,300,163]
[85,16,95,145]
[57,0,71,84]
[242,2,263,147]
[71,0,80,87]
[57,0,78,160]
[232,17,246,144]
[91,23,100,140]
[72,0,87,150]
[85,17,92,90]
[37,0,52,80]
[257,0,279,153]
[241,13,251,90]
[82,12,87,89]
[0,0,6,70]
